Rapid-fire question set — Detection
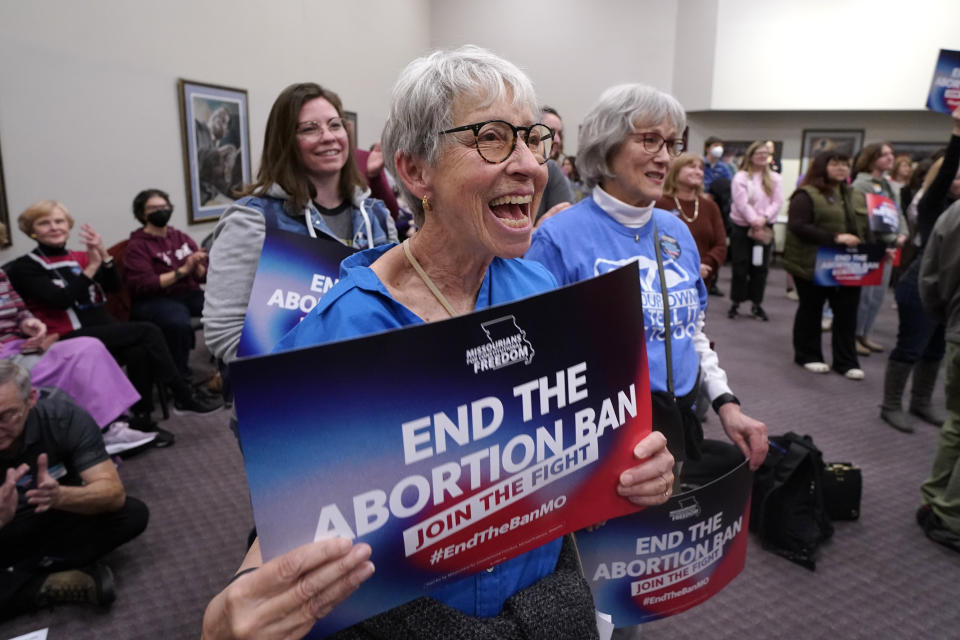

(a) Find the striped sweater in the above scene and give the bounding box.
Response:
[0,270,34,343]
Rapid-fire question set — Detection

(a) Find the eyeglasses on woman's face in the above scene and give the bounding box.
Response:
[296,118,346,140]
[439,120,554,164]
[631,131,686,157]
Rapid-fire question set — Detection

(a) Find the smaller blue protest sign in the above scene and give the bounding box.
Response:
[576,460,752,627]
[926,49,960,115]
[236,228,355,357]
[813,244,886,286]
[865,194,899,234]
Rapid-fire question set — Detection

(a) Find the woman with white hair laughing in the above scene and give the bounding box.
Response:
[202,47,674,640]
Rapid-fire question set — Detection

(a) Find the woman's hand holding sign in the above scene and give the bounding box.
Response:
[201,537,374,640]
[616,431,675,506]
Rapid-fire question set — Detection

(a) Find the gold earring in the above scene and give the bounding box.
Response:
[30,233,37,239]
[422,195,432,212]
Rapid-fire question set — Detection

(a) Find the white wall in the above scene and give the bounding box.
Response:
[430,0,680,156]
[0,0,430,258]
[0,0,955,262]
[710,0,960,111]
[672,0,719,112]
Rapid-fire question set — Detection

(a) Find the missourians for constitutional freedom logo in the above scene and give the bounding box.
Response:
[465,316,534,374]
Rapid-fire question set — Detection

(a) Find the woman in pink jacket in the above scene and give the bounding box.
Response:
[728,140,783,320]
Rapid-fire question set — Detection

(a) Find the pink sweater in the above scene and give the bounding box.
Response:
[730,170,783,227]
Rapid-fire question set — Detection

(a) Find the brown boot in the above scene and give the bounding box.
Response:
[35,563,115,607]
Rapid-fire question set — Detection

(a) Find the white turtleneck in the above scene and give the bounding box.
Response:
[591,186,654,228]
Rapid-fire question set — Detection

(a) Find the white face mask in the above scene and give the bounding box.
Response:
[709,145,724,160]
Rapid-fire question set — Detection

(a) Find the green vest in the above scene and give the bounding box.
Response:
[784,185,868,281]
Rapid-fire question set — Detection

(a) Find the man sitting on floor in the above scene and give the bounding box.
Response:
[0,361,148,617]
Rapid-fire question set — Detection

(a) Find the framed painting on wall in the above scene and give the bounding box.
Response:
[0,134,8,247]
[891,141,945,162]
[799,129,864,177]
[178,79,252,224]
[343,110,358,151]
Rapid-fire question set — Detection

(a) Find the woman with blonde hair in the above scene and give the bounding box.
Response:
[727,140,783,320]
[655,153,727,294]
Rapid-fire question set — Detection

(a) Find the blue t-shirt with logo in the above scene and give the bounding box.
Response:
[526,197,707,397]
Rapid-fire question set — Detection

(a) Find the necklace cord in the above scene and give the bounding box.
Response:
[402,239,458,317]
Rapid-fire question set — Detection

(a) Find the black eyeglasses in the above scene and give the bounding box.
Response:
[633,132,685,157]
[439,120,554,164]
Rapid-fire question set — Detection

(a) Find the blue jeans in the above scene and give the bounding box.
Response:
[890,261,945,364]
[856,258,892,337]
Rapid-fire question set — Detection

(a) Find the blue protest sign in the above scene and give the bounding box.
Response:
[231,263,653,637]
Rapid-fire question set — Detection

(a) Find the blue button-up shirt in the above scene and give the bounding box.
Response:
[703,159,733,191]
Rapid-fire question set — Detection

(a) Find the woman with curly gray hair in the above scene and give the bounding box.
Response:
[202,47,674,640]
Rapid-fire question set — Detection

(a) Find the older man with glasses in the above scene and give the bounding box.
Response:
[0,361,148,619]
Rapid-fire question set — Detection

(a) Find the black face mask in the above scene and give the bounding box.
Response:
[146,209,173,227]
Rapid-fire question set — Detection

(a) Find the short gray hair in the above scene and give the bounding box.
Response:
[0,360,32,402]
[576,84,686,189]
[382,45,539,227]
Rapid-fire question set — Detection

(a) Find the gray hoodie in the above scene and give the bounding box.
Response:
[203,184,397,363]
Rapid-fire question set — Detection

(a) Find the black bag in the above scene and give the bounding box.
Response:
[750,432,834,570]
[822,462,862,521]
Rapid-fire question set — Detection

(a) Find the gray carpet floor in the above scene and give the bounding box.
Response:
[2,264,957,639]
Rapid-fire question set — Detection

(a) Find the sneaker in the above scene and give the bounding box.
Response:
[151,427,176,448]
[917,505,960,553]
[803,362,830,374]
[173,390,222,415]
[785,288,799,301]
[856,340,871,356]
[843,368,865,380]
[708,284,724,297]
[727,304,739,319]
[35,563,115,607]
[102,421,157,456]
[861,336,884,352]
[751,305,769,321]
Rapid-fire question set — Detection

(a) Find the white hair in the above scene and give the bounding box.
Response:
[576,84,686,189]
[0,360,32,402]
[382,45,539,226]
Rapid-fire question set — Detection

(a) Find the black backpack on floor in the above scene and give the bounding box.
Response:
[750,432,834,570]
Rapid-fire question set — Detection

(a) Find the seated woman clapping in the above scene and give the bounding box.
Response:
[0,224,156,453]
[4,201,220,419]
